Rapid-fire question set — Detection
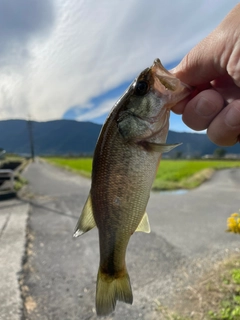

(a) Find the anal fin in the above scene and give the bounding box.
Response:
[73,194,96,237]
[135,212,151,233]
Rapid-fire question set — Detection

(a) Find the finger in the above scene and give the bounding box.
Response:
[207,100,240,146]
[211,75,240,102]
[173,40,221,86]
[182,89,224,131]
[172,97,190,114]
[171,84,212,115]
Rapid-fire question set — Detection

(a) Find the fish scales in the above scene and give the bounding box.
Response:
[74,58,192,316]
[92,121,158,267]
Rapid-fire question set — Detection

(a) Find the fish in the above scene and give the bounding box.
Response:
[73,58,192,316]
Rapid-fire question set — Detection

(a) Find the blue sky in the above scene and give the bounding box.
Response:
[0,0,239,132]
[63,59,186,130]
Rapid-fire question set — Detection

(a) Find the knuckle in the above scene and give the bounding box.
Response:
[226,48,240,87]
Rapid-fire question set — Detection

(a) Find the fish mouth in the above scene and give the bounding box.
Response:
[151,58,192,108]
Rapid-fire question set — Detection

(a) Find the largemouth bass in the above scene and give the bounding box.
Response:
[74,59,192,316]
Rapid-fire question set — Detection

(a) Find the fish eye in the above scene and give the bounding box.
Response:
[135,80,149,96]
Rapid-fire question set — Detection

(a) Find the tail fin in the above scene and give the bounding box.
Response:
[96,269,133,316]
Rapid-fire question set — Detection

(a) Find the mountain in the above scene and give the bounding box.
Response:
[0,119,239,157]
[0,119,101,156]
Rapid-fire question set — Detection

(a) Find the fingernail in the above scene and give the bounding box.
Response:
[225,105,240,127]
[195,98,217,117]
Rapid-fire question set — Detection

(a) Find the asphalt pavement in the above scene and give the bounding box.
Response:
[0,198,29,320]
[1,159,240,320]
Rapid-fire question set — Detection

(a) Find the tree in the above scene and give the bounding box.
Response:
[174,151,183,159]
[214,148,226,158]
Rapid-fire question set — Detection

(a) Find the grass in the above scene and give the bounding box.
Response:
[207,262,240,320]
[14,174,28,191]
[153,160,240,190]
[150,255,240,319]
[45,158,240,190]
[45,157,93,178]
[169,254,240,320]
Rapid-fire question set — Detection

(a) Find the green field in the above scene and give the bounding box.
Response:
[45,158,240,190]
[153,160,240,190]
[46,157,93,178]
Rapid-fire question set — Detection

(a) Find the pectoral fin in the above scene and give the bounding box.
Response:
[145,142,182,153]
[73,194,96,237]
[135,212,151,233]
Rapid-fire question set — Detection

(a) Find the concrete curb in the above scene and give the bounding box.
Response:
[0,159,31,201]
[0,199,29,320]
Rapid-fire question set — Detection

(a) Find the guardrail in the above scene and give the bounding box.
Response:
[0,159,30,200]
[0,169,14,191]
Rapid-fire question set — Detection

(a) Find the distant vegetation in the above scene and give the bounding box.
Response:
[46,157,93,178]
[1,119,240,157]
[45,158,240,190]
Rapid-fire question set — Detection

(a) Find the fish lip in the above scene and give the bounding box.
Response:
[152,58,192,90]
[117,109,166,125]
[152,74,192,100]
[150,58,193,107]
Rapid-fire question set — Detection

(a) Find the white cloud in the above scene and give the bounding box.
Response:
[76,98,117,122]
[0,0,239,124]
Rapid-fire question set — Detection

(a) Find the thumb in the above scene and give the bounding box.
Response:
[173,36,223,86]
[172,4,240,86]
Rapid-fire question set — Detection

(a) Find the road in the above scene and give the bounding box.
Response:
[21,160,240,320]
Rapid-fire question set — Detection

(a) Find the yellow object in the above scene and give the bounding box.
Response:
[227,211,240,234]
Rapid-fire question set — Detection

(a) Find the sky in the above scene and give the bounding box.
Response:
[0,0,239,132]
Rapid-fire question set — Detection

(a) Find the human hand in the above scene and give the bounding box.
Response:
[172,4,240,146]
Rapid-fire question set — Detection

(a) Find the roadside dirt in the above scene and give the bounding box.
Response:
[168,253,240,319]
